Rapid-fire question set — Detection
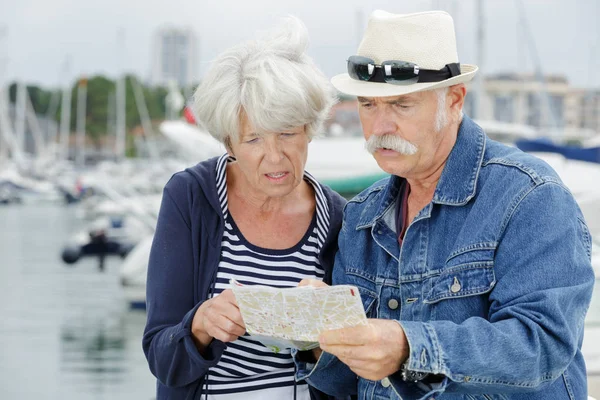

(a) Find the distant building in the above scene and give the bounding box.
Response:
[568,89,600,134]
[150,27,198,88]
[469,73,569,128]
[467,73,600,140]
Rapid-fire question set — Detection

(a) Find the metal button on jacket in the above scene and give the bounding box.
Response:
[451,277,461,293]
[388,298,399,310]
[381,378,391,388]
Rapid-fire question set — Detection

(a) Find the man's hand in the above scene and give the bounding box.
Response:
[319,319,409,381]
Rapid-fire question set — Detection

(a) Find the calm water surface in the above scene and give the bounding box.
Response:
[0,203,155,399]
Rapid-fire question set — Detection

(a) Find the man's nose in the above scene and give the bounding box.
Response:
[371,108,397,136]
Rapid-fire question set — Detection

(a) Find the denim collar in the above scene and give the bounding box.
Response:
[357,116,486,228]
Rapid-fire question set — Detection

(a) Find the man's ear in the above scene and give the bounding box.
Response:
[448,84,466,121]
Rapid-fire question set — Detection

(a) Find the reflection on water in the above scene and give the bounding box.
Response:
[0,204,155,400]
[60,315,127,388]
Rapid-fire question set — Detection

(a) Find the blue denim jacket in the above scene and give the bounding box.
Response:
[295,116,595,400]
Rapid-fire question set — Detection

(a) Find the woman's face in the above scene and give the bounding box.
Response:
[228,115,310,199]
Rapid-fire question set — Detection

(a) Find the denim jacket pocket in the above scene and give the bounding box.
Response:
[424,245,497,306]
[424,242,497,304]
[424,263,496,304]
[357,286,378,318]
[346,268,379,318]
[417,246,497,323]
[424,263,495,304]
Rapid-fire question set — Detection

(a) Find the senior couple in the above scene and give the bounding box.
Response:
[142,10,594,400]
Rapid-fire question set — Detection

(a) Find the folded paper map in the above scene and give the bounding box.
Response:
[230,279,368,352]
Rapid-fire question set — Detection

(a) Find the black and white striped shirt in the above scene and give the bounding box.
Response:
[205,154,330,399]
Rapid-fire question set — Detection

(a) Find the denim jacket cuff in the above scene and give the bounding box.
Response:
[388,375,449,400]
[387,320,449,399]
[292,348,335,381]
[396,320,446,374]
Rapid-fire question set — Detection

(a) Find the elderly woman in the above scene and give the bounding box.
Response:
[142,18,346,400]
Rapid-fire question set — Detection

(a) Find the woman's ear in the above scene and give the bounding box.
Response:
[224,137,234,157]
[305,125,312,143]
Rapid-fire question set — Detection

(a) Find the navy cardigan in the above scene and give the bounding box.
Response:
[142,156,347,400]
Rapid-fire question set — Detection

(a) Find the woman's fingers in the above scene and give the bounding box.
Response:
[205,313,246,339]
[208,325,243,343]
[202,292,246,336]
[192,289,246,345]
[219,289,239,305]
[298,279,329,288]
[213,291,246,328]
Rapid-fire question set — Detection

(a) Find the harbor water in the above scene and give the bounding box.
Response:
[0,203,155,399]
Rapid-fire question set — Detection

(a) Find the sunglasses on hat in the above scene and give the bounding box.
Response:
[347,55,461,85]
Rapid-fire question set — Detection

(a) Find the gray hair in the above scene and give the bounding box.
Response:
[192,17,336,145]
[434,86,464,132]
[435,88,449,132]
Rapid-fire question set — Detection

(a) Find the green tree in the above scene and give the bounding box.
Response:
[9,74,174,156]
[8,83,54,114]
[82,76,116,141]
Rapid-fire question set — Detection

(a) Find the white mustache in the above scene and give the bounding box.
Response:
[365,134,418,155]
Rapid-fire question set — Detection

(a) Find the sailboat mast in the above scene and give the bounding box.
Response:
[15,83,27,154]
[515,0,560,131]
[45,79,63,161]
[59,85,72,161]
[0,26,21,165]
[59,57,72,162]
[0,25,7,163]
[0,86,21,164]
[472,0,485,120]
[75,78,87,167]
[131,76,160,160]
[355,8,364,49]
[24,91,46,156]
[116,76,126,160]
[115,29,126,160]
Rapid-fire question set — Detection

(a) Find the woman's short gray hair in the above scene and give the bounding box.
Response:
[192,16,336,144]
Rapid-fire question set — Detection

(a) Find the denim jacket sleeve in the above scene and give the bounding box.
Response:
[142,182,226,388]
[391,181,594,399]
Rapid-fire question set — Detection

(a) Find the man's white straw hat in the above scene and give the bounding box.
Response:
[332,10,478,97]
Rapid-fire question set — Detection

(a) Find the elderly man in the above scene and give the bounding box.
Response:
[295,10,595,400]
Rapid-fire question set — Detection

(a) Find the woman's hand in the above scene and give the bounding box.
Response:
[298,279,329,288]
[191,289,246,352]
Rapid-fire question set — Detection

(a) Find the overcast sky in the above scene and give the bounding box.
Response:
[1,0,598,89]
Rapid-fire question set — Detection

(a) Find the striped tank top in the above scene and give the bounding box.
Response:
[205,154,330,399]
